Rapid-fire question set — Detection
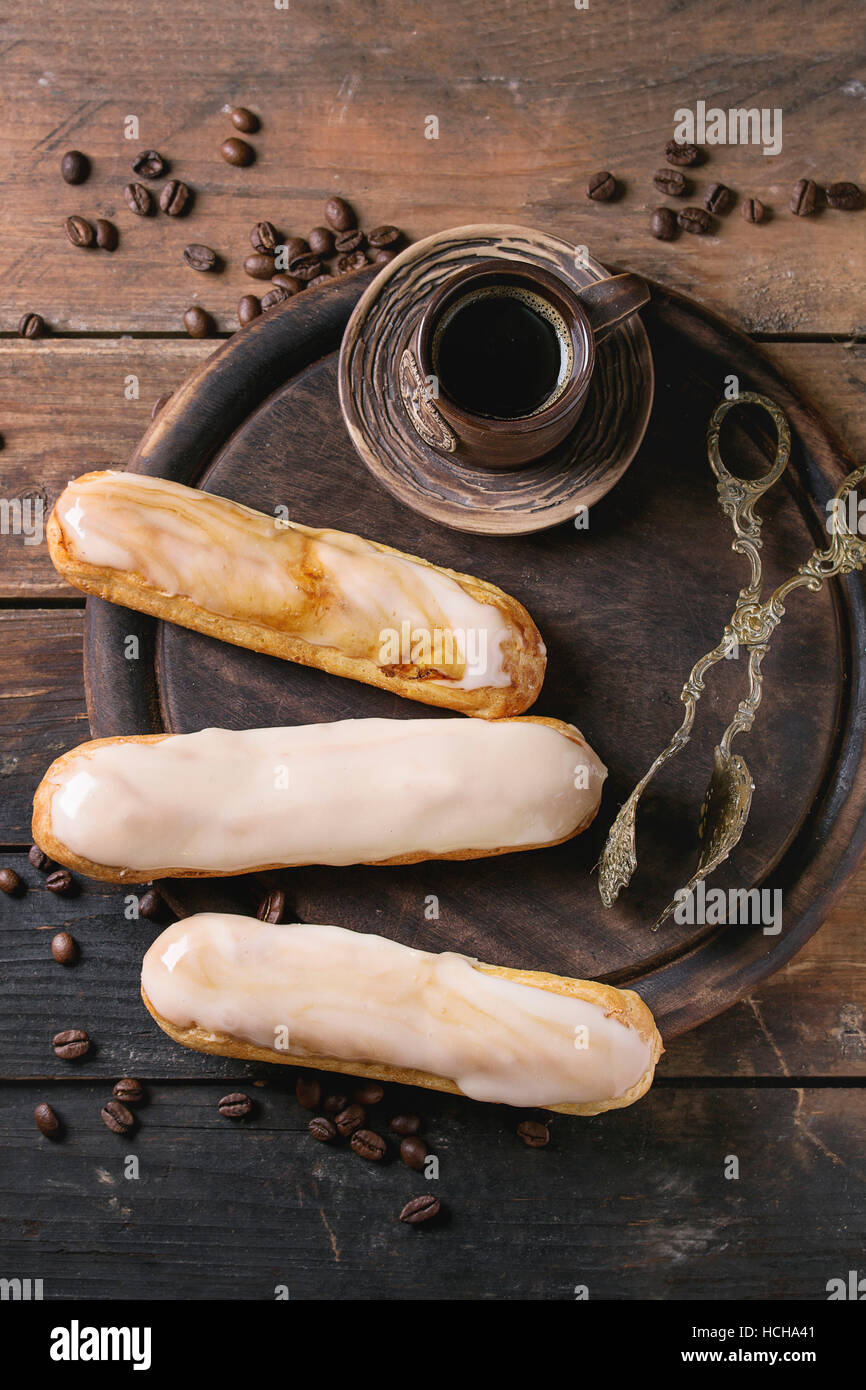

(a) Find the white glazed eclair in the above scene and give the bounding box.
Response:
[141,916,663,1115]
[47,470,546,717]
[32,716,606,882]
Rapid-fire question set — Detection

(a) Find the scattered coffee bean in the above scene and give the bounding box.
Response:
[151,393,172,419]
[309,1115,337,1143]
[353,1081,384,1106]
[183,243,218,272]
[238,294,262,325]
[51,932,78,966]
[653,168,688,196]
[334,1104,365,1138]
[399,1194,440,1225]
[53,1028,90,1060]
[218,1092,252,1118]
[325,196,355,231]
[159,179,191,216]
[790,177,819,216]
[95,218,118,251]
[221,136,254,167]
[230,107,259,134]
[183,305,213,338]
[282,236,310,262]
[18,312,45,339]
[350,1128,386,1161]
[517,1119,550,1148]
[741,197,765,224]
[677,205,714,235]
[665,139,703,166]
[367,224,402,248]
[826,180,862,211]
[586,170,617,201]
[137,887,164,920]
[0,867,22,895]
[390,1114,420,1136]
[704,182,734,214]
[46,868,73,894]
[34,1102,61,1138]
[64,214,94,248]
[288,249,322,276]
[257,888,286,923]
[296,1075,321,1111]
[307,226,334,257]
[244,251,276,280]
[372,248,397,264]
[322,1093,348,1114]
[400,1135,427,1170]
[334,228,365,253]
[29,844,53,872]
[650,206,678,240]
[250,222,278,255]
[124,182,152,216]
[101,1099,134,1135]
[132,149,167,179]
[271,273,302,294]
[337,250,368,273]
[113,1078,143,1104]
[61,150,90,185]
[261,286,290,310]
[308,273,331,287]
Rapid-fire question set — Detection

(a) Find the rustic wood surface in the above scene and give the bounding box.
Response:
[1,0,864,1303]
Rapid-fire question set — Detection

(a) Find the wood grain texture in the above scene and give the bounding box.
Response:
[1,0,864,334]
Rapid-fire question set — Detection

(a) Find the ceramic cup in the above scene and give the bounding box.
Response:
[399,259,649,469]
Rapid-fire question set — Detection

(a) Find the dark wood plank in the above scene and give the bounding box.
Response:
[1,1080,862,1299]
[2,0,864,333]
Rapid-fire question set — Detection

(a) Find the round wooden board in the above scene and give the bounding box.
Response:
[84,266,866,1040]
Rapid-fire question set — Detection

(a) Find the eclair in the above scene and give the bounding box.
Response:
[47,470,546,718]
[141,916,663,1114]
[32,716,606,882]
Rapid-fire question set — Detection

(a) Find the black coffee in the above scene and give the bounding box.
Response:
[433,286,568,419]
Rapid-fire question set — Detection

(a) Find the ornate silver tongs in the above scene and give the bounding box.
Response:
[598,390,866,927]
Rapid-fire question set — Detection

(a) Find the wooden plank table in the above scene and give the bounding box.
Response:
[1,0,864,1302]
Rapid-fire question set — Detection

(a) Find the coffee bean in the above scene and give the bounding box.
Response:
[653,168,688,196]
[113,1078,143,1104]
[221,137,254,167]
[244,251,276,280]
[665,139,703,166]
[322,1093,348,1114]
[51,932,78,966]
[137,887,164,920]
[64,214,95,248]
[46,868,73,894]
[18,313,45,339]
[53,1028,90,1060]
[296,1075,321,1110]
[307,226,334,256]
[29,844,53,872]
[350,1128,386,1161]
[159,179,191,216]
[102,1099,134,1135]
[271,273,302,294]
[288,249,322,275]
[238,294,262,325]
[132,149,167,179]
[790,178,819,216]
[337,250,368,273]
[151,393,172,419]
[704,182,734,214]
[390,1114,421,1136]
[677,205,714,235]
[650,207,678,241]
[400,1135,427,1170]
[282,236,310,262]
[308,274,332,287]
[334,1104,365,1137]
[250,221,278,254]
[586,170,617,201]
[183,305,213,338]
[372,248,397,264]
[367,224,402,248]
[95,218,118,251]
[34,1102,61,1138]
[741,197,765,224]
[309,1115,337,1142]
[261,286,291,310]
[61,150,90,185]
[399,1194,440,1225]
[334,229,365,253]
[218,1092,252,1118]
[124,182,152,216]
[257,888,286,923]
[353,1081,384,1106]
[325,196,355,232]
[230,107,259,133]
[183,243,218,272]
[0,867,22,895]
[517,1119,550,1148]
[826,180,862,211]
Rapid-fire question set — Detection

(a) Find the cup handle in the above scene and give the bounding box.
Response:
[577,273,650,344]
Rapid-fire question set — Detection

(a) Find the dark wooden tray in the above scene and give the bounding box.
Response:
[83,267,866,1039]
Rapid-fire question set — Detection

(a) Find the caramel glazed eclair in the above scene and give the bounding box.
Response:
[142,916,663,1114]
[47,470,547,718]
[32,716,606,882]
